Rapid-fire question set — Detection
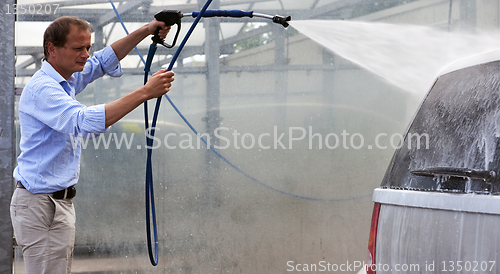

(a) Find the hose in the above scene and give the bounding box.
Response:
[143,0,214,266]
[110,0,214,266]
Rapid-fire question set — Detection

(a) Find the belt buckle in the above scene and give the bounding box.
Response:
[62,188,69,199]
[53,186,76,199]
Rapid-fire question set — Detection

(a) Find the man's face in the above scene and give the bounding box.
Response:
[48,25,91,80]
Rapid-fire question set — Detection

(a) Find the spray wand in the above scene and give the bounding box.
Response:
[152,9,291,48]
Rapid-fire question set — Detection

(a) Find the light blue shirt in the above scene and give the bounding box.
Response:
[13,46,123,194]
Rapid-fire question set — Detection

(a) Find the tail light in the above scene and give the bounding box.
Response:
[366,202,381,274]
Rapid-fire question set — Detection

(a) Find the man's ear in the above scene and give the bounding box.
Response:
[47,42,56,58]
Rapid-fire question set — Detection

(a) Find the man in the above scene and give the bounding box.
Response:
[10,16,174,273]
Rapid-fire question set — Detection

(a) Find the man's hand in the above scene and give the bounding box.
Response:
[147,19,171,39]
[144,69,175,99]
[104,69,175,127]
[111,19,171,61]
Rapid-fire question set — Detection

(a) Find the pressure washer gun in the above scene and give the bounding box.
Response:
[152,9,291,48]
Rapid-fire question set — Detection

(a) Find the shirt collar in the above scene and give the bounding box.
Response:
[41,61,78,96]
[41,61,67,84]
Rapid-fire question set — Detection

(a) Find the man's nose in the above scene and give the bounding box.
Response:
[82,48,90,58]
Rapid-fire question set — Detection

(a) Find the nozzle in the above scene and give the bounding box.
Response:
[272,15,291,28]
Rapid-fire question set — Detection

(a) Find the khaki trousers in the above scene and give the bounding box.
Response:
[10,187,76,274]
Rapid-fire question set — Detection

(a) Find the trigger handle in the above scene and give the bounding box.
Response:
[152,27,163,45]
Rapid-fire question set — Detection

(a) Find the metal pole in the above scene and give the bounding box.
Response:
[322,50,336,122]
[93,26,106,105]
[203,0,221,194]
[274,26,288,128]
[459,0,476,32]
[0,0,16,272]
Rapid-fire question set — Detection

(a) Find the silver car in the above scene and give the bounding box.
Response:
[359,50,500,274]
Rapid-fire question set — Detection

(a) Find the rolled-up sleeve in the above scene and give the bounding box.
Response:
[78,104,109,137]
[75,46,123,94]
[94,45,123,77]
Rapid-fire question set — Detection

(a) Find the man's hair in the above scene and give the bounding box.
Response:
[43,16,92,61]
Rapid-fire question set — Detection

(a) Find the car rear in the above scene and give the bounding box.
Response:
[362,50,500,274]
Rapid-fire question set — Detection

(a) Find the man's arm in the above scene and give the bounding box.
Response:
[110,19,169,61]
[104,69,174,127]
[105,20,173,127]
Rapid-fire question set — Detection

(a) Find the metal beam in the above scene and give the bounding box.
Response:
[94,0,148,28]
[15,0,361,23]
[16,53,43,70]
[146,0,271,13]
[0,0,15,272]
[295,0,364,20]
[17,63,344,77]
[34,0,132,8]
[220,24,273,46]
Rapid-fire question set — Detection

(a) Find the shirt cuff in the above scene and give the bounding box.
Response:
[80,104,110,136]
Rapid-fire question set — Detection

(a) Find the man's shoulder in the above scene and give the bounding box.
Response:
[22,69,62,97]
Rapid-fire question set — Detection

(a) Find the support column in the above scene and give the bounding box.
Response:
[93,26,107,105]
[274,27,288,128]
[322,50,336,122]
[0,1,16,272]
[459,0,477,31]
[202,0,221,194]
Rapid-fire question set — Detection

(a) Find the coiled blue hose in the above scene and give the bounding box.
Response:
[143,0,214,266]
[111,0,214,265]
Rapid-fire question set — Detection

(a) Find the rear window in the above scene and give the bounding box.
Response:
[381,60,500,194]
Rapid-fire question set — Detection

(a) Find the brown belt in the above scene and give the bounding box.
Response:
[17,181,76,199]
